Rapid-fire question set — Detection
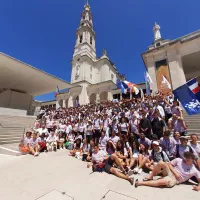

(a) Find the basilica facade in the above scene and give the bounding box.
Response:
[57,3,125,107]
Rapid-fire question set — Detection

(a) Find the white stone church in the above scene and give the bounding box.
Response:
[56,2,126,107]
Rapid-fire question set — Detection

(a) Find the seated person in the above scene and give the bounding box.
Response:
[173,132,181,144]
[129,141,140,174]
[38,132,47,152]
[106,140,116,156]
[145,141,170,171]
[115,140,129,169]
[133,144,150,174]
[81,139,90,161]
[172,136,200,169]
[87,144,134,185]
[69,138,83,159]
[46,131,58,152]
[57,132,65,150]
[65,130,75,150]
[19,131,32,154]
[160,130,176,160]
[29,132,40,156]
[135,152,200,192]
[37,125,49,137]
[189,134,200,157]
[138,133,151,149]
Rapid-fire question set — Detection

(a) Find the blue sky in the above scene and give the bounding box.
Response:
[1,0,200,101]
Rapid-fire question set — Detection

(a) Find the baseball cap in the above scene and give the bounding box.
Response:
[180,136,188,140]
[152,141,159,146]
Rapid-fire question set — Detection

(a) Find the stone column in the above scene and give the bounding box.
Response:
[167,49,186,90]
[63,99,66,108]
[68,96,73,108]
[145,56,157,93]
[120,93,122,101]
[96,93,100,104]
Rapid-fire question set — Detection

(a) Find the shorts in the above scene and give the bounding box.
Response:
[161,164,179,188]
[104,157,114,174]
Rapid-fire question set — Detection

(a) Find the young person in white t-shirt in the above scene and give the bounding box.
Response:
[46,131,58,152]
[135,152,200,191]
[87,144,134,185]
[29,132,40,156]
[189,134,200,157]
[99,131,108,151]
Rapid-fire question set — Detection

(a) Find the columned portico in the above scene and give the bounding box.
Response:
[142,23,200,93]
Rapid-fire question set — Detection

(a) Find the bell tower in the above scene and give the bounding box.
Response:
[73,2,96,60]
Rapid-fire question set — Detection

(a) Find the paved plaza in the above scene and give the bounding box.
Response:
[0,151,199,200]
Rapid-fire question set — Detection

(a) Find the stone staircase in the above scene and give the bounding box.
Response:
[0,115,36,145]
[183,112,200,140]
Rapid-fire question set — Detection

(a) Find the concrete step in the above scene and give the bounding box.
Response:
[0,139,22,145]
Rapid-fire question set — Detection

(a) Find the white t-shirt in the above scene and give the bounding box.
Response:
[94,119,101,130]
[23,137,32,146]
[99,136,109,150]
[66,125,72,134]
[29,138,40,147]
[189,142,200,155]
[119,123,129,133]
[92,150,107,164]
[110,135,119,145]
[171,158,200,183]
[37,128,49,136]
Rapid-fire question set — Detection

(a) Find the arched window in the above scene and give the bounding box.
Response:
[90,36,92,45]
[80,35,83,43]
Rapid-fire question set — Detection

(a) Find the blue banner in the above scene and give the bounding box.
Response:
[173,83,200,115]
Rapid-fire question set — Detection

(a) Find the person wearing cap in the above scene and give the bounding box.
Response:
[189,134,200,157]
[177,136,200,169]
[135,151,200,191]
[160,131,176,160]
[145,141,170,171]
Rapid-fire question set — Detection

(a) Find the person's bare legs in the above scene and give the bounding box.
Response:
[110,154,125,172]
[136,178,168,187]
[110,167,134,185]
[130,158,137,169]
[138,157,148,169]
[29,147,35,155]
[145,161,167,180]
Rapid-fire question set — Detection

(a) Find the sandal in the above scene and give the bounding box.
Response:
[135,179,139,188]
[143,177,153,181]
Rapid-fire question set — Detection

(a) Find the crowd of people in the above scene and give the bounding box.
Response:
[19,92,200,191]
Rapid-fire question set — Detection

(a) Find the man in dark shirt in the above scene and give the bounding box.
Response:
[151,111,165,139]
[139,112,152,139]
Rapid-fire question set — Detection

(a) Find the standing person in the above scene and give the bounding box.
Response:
[85,120,94,143]
[160,131,176,160]
[139,112,152,139]
[129,114,139,138]
[135,152,200,191]
[99,131,109,151]
[87,144,134,185]
[118,117,129,136]
[93,115,102,144]
[102,114,111,138]
[151,111,165,139]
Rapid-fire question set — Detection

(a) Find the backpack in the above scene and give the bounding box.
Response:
[151,149,166,162]
[175,144,193,158]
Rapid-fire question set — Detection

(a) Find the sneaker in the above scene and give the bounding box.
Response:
[133,167,139,173]
[60,147,63,150]
[34,152,39,157]
[138,168,143,174]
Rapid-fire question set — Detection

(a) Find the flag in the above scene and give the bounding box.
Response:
[123,80,139,95]
[55,86,60,98]
[162,75,171,89]
[140,88,144,101]
[173,83,200,115]
[144,72,151,95]
[187,78,199,94]
[146,72,153,83]
[116,79,128,94]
